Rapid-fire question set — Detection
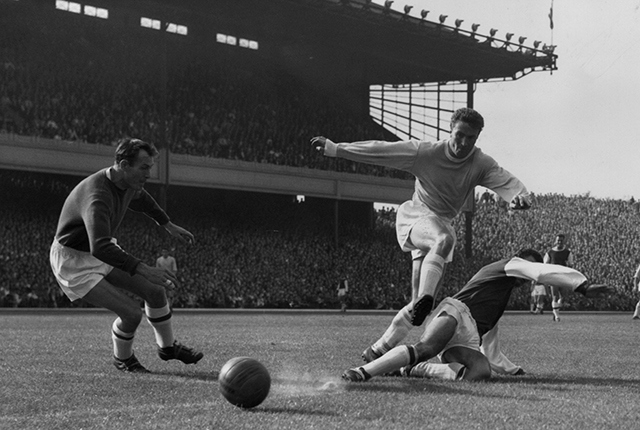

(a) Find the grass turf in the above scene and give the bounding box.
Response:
[2,310,640,429]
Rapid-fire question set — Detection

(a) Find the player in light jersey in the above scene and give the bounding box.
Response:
[544,234,574,321]
[341,249,612,382]
[50,138,203,372]
[632,262,640,319]
[311,107,531,363]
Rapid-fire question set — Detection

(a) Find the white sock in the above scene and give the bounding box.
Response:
[373,305,413,354]
[634,302,640,317]
[409,362,465,380]
[112,318,135,360]
[145,303,174,348]
[363,345,417,378]
[417,254,445,299]
[552,300,561,319]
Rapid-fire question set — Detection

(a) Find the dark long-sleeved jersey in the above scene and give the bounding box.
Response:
[453,257,586,337]
[54,167,169,275]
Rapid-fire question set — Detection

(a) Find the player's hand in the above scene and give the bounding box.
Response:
[583,284,615,299]
[509,194,531,210]
[136,262,179,289]
[163,221,195,245]
[310,136,332,152]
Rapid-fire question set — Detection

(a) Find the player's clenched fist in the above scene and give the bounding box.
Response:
[310,136,333,152]
[509,193,532,210]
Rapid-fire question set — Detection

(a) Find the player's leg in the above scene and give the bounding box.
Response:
[106,268,203,364]
[344,311,457,381]
[363,263,447,362]
[633,299,640,320]
[82,279,148,372]
[408,216,453,326]
[441,346,491,381]
[479,324,523,375]
[550,285,562,321]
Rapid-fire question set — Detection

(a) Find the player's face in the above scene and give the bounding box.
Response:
[555,236,565,247]
[122,150,154,190]
[448,121,480,159]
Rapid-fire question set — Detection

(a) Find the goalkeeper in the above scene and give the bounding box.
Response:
[342,248,613,382]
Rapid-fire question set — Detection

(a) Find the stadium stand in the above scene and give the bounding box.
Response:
[1,170,639,311]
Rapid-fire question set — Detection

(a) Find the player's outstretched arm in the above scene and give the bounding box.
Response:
[163,221,195,245]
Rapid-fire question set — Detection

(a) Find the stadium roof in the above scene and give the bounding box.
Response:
[159,0,558,86]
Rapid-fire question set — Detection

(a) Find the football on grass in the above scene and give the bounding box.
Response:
[218,357,271,408]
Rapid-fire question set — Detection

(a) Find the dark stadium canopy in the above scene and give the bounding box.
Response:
[146,0,557,86]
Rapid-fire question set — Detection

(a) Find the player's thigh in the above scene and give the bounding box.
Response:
[83,278,143,321]
[105,267,166,305]
[409,215,453,251]
[415,313,458,358]
[442,346,491,381]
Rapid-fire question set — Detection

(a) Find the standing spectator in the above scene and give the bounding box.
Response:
[312,107,532,363]
[633,263,640,320]
[337,278,349,312]
[156,248,178,308]
[544,234,574,322]
[49,138,203,372]
[156,248,177,275]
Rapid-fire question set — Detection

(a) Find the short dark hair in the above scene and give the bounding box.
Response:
[556,234,565,239]
[115,138,158,165]
[515,248,543,263]
[451,107,484,132]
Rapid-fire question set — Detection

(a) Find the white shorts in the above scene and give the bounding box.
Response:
[425,297,481,360]
[395,199,456,261]
[532,284,547,296]
[49,240,114,301]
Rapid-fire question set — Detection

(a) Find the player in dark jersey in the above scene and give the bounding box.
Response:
[341,248,612,382]
[544,234,573,321]
[49,138,203,373]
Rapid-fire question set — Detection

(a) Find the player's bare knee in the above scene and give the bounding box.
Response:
[144,284,168,307]
[121,305,143,327]
[433,233,454,256]
[462,362,492,381]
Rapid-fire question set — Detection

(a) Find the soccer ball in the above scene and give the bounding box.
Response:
[218,357,271,408]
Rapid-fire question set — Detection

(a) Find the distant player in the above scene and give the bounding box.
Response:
[530,281,548,314]
[544,234,573,321]
[49,138,203,372]
[337,279,349,312]
[632,262,640,320]
[341,249,612,382]
[312,107,532,364]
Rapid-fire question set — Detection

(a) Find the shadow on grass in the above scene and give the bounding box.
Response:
[492,374,640,388]
[152,369,220,381]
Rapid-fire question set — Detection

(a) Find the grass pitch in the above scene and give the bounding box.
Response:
[2,310,640,430]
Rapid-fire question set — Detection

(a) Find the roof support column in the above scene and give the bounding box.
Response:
[464,80,475,258]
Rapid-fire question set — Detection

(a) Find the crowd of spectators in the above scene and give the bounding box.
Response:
[0,7,410,180]
[1,170,639,312]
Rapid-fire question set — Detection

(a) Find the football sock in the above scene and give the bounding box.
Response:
[408,362,465,380]
[551,300,561,320]
[145,303,174,348]
[417,254,445,299]
[363,345,418,378]
[112,318,135,360]
[634,301,640,318]
[373,305,413,354]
